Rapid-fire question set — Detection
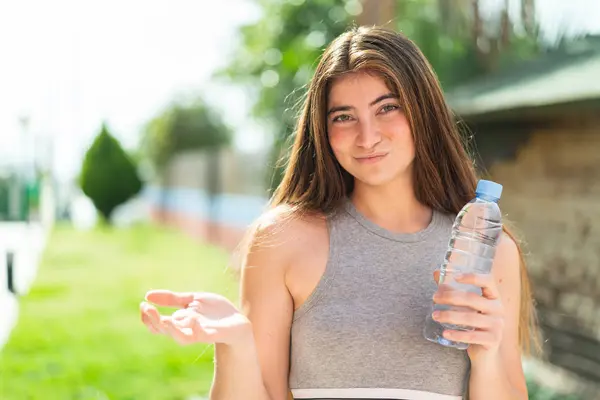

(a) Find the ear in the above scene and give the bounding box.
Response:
[433,269,440,285]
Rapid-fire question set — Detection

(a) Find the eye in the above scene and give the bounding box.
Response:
[332,114,353,123]
[379,104,400,114]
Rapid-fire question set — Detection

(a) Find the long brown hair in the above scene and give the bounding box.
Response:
[244,26,540,355]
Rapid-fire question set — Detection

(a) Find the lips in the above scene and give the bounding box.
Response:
[355,153,388,163]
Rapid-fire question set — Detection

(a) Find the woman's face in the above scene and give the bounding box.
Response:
[327,71,415,188]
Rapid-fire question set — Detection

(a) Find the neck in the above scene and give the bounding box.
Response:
[350,174,432,234]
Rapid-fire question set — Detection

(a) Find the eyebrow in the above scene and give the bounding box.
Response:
[327,92,398,116]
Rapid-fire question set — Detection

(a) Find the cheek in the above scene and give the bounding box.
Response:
[328,128,351,156]
[385,116,414,150]
[398,128,415,151]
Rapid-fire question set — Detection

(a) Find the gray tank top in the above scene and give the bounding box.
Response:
[289,199,470,400]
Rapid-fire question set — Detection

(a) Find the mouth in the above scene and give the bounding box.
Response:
[354,152,388,164]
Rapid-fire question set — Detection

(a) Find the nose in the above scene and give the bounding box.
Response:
[356,118,381,149]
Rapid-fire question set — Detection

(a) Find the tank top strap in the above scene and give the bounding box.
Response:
[291,206,347,323]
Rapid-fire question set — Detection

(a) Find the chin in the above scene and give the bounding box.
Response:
[352,171,400,187]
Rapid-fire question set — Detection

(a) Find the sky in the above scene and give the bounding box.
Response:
[0,0,262,182]
[1,0,600,183]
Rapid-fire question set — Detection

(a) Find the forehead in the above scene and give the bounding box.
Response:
[327,71,392,106]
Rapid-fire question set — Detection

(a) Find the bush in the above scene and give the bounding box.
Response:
[79,123,143,223]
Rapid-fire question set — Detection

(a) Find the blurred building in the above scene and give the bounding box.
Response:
[0,123,55,351]
[144,147,270,251]
[448,34,600,398]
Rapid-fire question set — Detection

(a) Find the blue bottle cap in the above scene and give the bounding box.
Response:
[476,179,503,200]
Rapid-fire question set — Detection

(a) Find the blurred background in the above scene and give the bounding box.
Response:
[0,0,599,399]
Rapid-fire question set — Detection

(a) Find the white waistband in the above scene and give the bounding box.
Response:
[291,387,463,400]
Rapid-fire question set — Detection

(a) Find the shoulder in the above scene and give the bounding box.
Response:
[491,230,522,297]
[494,231,521,271]
[242,204,328,272]
[237,204,328,312]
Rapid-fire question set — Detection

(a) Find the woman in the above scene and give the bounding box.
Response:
[140,26,539,400]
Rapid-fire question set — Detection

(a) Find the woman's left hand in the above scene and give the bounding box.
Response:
[431,271,505,361]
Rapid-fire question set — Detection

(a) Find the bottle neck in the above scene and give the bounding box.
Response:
[476,193,500,203]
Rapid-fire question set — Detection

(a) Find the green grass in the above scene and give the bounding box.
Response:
[0,223,239,400]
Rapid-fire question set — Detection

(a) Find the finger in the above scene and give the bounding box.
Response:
[141,311,160,334]
[443,329,499,348]
[172,316,215,335]
[140,302,163,334]
[171,307,206,322]
[163,319,196,345]
[433,288,500,315]
[455,273,500,300]
[165,317,217,344]
[433,270,440,285]
[145,290,195,308]
[145,303,161,322]
[187,300,205,311]
[433,309,495,330]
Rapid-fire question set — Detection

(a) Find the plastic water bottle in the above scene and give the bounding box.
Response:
[423,179,504,350]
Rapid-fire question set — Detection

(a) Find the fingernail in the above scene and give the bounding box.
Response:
[432,311,440,320]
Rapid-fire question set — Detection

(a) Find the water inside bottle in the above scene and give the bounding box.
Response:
[424,197,503,350]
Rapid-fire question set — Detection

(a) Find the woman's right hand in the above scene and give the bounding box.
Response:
[140,289,252,347]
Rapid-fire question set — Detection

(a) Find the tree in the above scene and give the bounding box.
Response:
[374,0,545,89]
[139,97,232,181]
[79,123,143,224]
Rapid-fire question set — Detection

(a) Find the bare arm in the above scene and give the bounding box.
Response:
[210,332,271,400]
[432,233,528,399]
[467,234,528,399]
[210,216,296,400]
